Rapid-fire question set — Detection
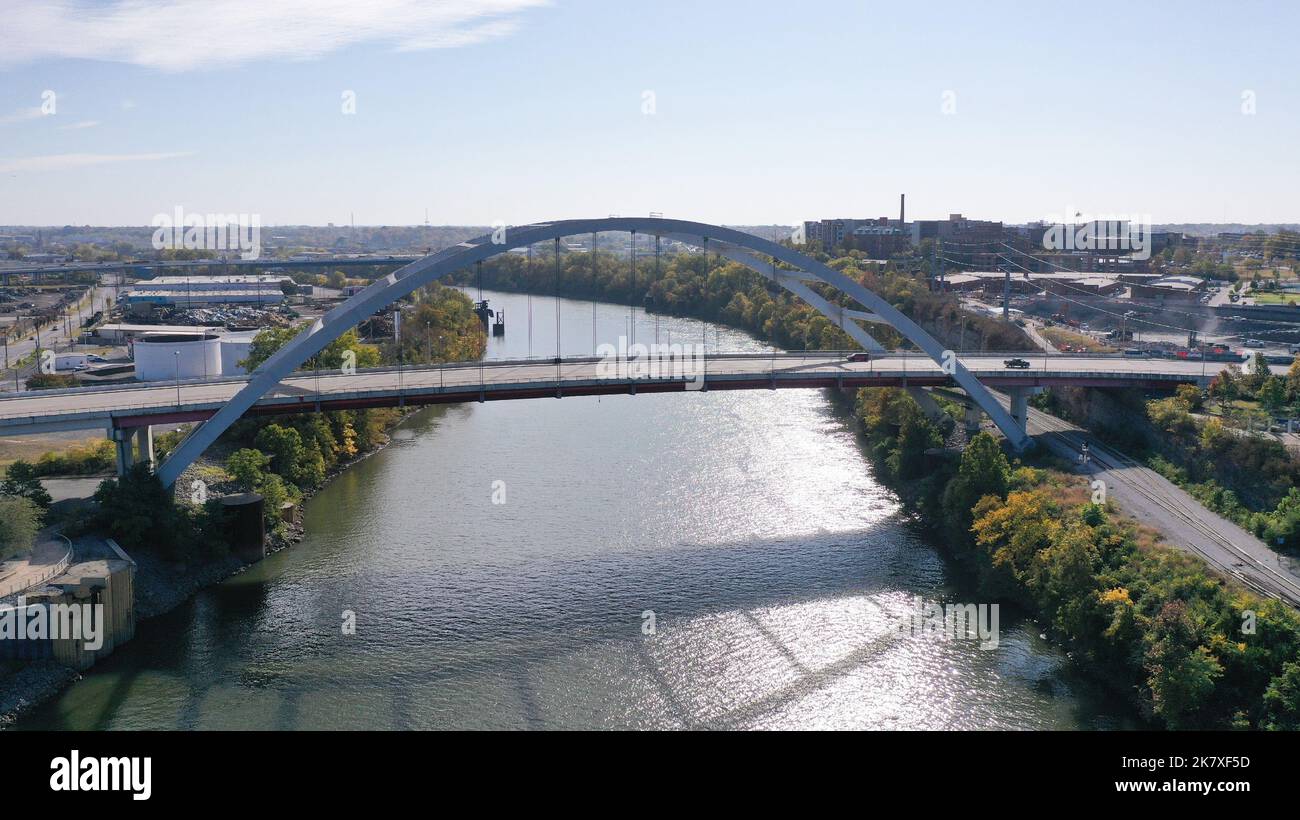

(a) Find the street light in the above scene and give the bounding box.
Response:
[173,350,181,406]
[439,335,445,389]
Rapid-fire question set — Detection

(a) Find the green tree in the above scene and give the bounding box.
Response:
[242,325,380,372]
[942,432,1010,542]
[1260,375,1287,413]
[0,496,41,559]
[1263,660,1300,730]
[888,401,941,480]
[0,459,52,509]
[1208,369,1239,414]
[1144,601,1223,728]
[253,424,305,483]
[1246,352,1271,393]
[226,448,271,491]
[92,464,228,561]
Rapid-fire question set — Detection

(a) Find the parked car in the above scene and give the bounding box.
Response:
[1122,349,1148,358]
[1004,358,1031,369]
[1245,339,1266,348]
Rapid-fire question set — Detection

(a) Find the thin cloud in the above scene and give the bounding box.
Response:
[1,0,548,72]
[0,152,195,174]
[0,107,46,126]
[59,120,101,130]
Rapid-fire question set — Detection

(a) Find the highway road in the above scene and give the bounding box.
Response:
[0,351,1224,434]
[0,255,420,277]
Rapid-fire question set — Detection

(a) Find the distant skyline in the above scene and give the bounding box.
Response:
[1,0,1297,226]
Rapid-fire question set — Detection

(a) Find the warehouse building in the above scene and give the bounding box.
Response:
[123,274,292,307]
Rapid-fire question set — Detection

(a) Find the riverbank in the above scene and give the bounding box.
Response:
[0,404,425,728]
[843,384,1300,729]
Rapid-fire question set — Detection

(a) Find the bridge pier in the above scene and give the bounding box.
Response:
[1008,387,1030,437]
[906,387,954,436]
[136,425,154,469]
[111,428,133,475]
[111,426,154,475]
[963,404,983,436]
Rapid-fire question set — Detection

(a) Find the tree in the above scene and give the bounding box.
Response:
[971,489,1061,595]
[91,464,228,561]
[241,325,379,372]
[888,401,941,480]
[253,424,305,482]
[0,459,52,509]
[1285,356,1300,402]
[1263,660,1300,730]
[1147,396,1195,438]
[1260,375,1287,413]
[1175,383,1204,412]
[1245,352,1271,393]
[226,448,271,491]
[942,432,1010,542]
[1208,368,1239,414]
[0,496,41,559]
[1144,601,1222,728]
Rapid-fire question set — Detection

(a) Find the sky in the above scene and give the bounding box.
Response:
[0,0,1297,227]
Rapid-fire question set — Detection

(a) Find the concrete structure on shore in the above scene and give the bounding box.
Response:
[0,539,135,671]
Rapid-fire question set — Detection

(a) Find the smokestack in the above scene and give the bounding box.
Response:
[899,194,905,226]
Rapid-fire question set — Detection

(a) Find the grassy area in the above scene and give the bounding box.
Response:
[1041,325,1116,353]
[0,431,109,473]
[1248,291,1300,305]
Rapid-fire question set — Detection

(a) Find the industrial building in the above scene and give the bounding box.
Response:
[938,270,1163,299]
[1129,275,1208,302]
[92,323,220,344]
[123,274,292,307]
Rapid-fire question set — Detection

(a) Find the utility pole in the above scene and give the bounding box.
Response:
[1003,262,1011,322]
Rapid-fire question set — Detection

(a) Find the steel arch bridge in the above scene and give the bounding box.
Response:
[155,217,1030,486]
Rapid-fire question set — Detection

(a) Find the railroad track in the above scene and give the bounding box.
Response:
[1021,405,1300,607]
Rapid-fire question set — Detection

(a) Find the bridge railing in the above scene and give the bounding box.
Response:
[0,350,1222,425]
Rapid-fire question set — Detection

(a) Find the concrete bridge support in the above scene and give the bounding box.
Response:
[112,428,133,475]
[963,404,984,436]
[111,426,154,475]
[906,387,955,436]
[135,426,154,469]
[1008,387,1030,438]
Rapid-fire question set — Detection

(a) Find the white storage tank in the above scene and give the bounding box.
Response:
[219,332,257,376]
[133,332,222,382]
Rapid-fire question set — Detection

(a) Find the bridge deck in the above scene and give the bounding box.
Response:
[0,353,1215,435]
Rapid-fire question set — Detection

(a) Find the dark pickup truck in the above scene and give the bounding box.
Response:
[1003,358,1031,369]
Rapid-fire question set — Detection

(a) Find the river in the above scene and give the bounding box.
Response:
[15,288,1136,729]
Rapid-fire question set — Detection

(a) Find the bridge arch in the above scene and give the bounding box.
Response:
[156,218,1029,486]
